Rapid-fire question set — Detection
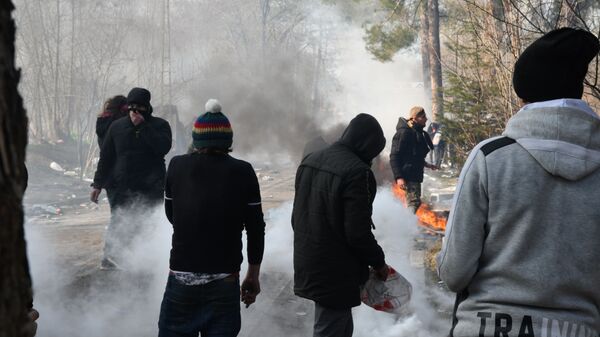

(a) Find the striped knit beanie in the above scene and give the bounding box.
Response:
[192,99,233,150]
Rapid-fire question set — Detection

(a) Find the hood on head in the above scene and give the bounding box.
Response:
[503,99,600,181]
[339,113,386,163]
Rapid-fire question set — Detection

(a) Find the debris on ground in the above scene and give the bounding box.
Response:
[50,162,65,172]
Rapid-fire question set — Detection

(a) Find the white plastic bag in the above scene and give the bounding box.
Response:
[360,265,412,315]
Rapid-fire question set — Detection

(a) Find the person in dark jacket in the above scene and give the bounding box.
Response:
[292,113,390,337]
[427,122,445,168]
[389,106,437,213]
[96,95,128,147]
[90,87,172,269]
[158,99,265,337]
[94,95,128,269]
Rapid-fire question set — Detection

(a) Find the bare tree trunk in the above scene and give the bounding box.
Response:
[0,1,34,337]
[428,0,443,121]
[559,0,591,28]
[260,0,271,71]
[489,0,505,39]
[419,0,432,103]
[53,0,62,140]
[502,0,522,58]
[68,0,75,129]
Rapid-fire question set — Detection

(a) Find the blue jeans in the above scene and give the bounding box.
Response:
[158,274,241,337]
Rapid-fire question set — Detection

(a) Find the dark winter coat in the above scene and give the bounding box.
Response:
[93,115,172,197]
[164,152,265,273]
[96,111,128,148]
[95,111,128,188]
[292,113,386,309]
[389,117,433,183]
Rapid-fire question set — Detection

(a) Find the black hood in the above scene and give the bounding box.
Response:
[396,117,409,130]
[339,113,386,163]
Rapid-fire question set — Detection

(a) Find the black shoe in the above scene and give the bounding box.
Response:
[100,258,121,270]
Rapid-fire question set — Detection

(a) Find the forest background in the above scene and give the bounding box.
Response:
[13,0,600,169]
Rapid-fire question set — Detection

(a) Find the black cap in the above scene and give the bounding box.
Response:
[126,87,153,113]
[513,28,599,103]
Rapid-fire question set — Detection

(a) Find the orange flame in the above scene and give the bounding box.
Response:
[392,183,447,233]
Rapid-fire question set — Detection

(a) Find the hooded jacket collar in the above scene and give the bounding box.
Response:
[338,113,386,164]
[503,98,600,181]
[396,117,412,130]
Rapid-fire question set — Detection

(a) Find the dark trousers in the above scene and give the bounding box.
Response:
[103,188,163,262]
[404,181,422,214]
[158,275,241,337]
[313,302,353,337]
[433,143,445,167]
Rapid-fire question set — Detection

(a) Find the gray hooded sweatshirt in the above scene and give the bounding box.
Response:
[438,99,600,337]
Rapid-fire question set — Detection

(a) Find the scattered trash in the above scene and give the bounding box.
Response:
[50,162,65,172]
[83,178,93,183]
[64,171,77,177]
[295,312,307,316]
[261,175,273,181]
[29,204,62,216]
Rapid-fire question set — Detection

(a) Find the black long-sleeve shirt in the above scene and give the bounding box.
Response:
[164,152,265,273]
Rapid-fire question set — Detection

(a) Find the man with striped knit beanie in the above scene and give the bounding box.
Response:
[159,99,265,337]
[191,99,233,151]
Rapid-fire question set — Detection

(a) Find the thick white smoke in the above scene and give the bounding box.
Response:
[26,186,451,336]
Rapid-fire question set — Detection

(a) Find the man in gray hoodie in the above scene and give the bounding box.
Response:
[437,28,600,337]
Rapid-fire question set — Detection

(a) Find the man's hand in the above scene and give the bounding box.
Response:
[241,264,261,308]
[22,308,39,337]
[129,111,145,126]
[396,178,406,189]
[90,188,101,203]
[374,264,390,281]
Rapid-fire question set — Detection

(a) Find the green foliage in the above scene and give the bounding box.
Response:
[441,41,508,168]
[363,23,415,62]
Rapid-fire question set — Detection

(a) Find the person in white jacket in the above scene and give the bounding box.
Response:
[437,28,600,337]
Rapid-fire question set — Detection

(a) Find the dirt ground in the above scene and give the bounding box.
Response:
[23,142,452,337]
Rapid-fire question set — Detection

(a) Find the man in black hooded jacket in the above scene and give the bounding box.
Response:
[390,106,436,213]
[292,113,389,337]
[90,87,172,269]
